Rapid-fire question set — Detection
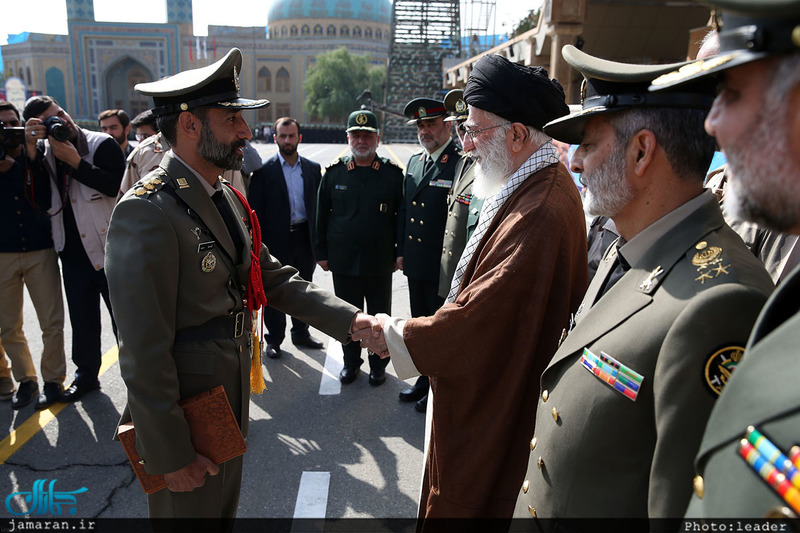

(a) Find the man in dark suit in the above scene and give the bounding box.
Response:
[248,117,324,359]
[398,97,460,412]
[650,0,800,518]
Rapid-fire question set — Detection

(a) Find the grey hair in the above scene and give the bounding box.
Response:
[606,107,715,183]
[766,52,800,107]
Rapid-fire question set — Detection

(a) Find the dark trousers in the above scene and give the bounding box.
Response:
[263,224,315,346]
[332,273,392,372]
[60,255,117,385]
[407,278,444,318]
[407,278,443,392]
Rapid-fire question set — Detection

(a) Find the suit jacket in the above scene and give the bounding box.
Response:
[437,154,475,298]
[106,152,358,476]
[513,193,774,521]
[315,154,404,277]
[403,140,460,282]
[248,153,322,262]
[403,162,588,519]
[685,264,800,518]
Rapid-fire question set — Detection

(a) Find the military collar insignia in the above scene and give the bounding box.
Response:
[372,160,380,170]
[441,154,449,164]
[176,177,190,189]
[346,160,355,171]
[201,251,217,273]
[639,265,664,292]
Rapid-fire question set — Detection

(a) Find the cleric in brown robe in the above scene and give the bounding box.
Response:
[376,54,588,524]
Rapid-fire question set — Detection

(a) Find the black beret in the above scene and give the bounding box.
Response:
[463,54,569,129]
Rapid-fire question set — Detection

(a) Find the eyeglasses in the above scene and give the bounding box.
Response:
[459,122,510,141]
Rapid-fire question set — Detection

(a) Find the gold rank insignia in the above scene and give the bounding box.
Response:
[134,187,147,196]
[143,182,155,191]
[201,251,217,273]
[639,266,664,292]
[703,345,744,396]
[177,178,190,189]
[692,241,731,284]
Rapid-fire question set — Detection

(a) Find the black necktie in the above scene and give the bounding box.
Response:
[212,190,244,261]
[598,250,631,298]
[423,157,433,176]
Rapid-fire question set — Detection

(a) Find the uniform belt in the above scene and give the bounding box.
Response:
[174,311,248,343]
[289,221,308,232]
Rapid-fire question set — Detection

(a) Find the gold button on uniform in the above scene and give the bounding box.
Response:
[412,201,417,206]
[551,407,558,422]
[542,390,549,402]
[522,480,530,494]
[420,220,424,226]
[530,437,537,451]
[693,475,704,499]
[418,238,422,242]
[528,506,537,518]
[410,218,415,223]
[537,457,544,469]
[421,202,425,207]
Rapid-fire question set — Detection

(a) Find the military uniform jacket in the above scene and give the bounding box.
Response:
[106,152,358,476]
[437,154,475,298]
[315,154,404,277]
[403,163,588,519]
[685,263,800,518]
[248,153,322,261]
[514,192,774,521]
[403,140,460,282]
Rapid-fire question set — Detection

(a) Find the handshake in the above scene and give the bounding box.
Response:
[350,312,391,358]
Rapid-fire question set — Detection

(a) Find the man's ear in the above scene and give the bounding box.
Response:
[629,128,657,176]
[178,111,201,140]
[508,122,529,153]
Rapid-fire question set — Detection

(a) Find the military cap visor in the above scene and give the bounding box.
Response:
[404,98,448,125]
[651,1,800,90]
[135,48,269,116]
[346,110,379,133]
[544,46,714,145]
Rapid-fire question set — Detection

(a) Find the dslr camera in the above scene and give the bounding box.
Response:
[0,121,25,160]
[42,116,71,142]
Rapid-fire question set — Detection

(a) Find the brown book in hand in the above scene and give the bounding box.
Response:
[118,385,247,494]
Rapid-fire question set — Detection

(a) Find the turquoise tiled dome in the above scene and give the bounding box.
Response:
[268,0,392,23]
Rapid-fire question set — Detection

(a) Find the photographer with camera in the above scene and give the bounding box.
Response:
[23,95,125,405]
[0,100,67,410]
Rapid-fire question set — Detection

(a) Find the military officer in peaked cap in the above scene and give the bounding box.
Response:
[513,45,774,524]
[438,89,479,300]
[105,48,379,521]
[397,97,460,412]
[315,110,405,387]
[650,0,800,519]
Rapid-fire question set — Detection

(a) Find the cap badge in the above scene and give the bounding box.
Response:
[418,106,427,118]
[455,99,466,113]
[356,113,368,125]
[233,66,240,93]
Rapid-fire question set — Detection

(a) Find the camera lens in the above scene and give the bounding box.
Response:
[43,117,70,142]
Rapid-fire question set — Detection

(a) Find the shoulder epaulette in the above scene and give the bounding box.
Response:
[131,173,166,198]
[326,158,343,170]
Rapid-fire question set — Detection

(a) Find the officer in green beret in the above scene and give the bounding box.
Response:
[513,45,774,522]
[398,97,460,412]
[651,0,800,519]
[437,89,479,300]
[315,110,404,386]
[104,48,380,521]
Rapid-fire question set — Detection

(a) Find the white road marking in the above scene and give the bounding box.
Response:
[319,340,343,396]
[292,471,331,519]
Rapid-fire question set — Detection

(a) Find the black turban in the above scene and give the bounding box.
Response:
[463,54,569,129]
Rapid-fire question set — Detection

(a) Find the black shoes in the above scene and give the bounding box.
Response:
[59,381,100,403]
[415,394,428,413]
[292,334,324,350]
[264,343,281,359]
[339,366,360,384]
[11,381,39,410]
[36,382,64,410]
[399,376,429,402]
[369,367,386,387]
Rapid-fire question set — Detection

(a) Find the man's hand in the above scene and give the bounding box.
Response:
[49,138,82,169]
[350,312,387,355]
[317,260,329,272]
[395,256,404,272]
[24,118,44,161]
[163,453,219,492]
